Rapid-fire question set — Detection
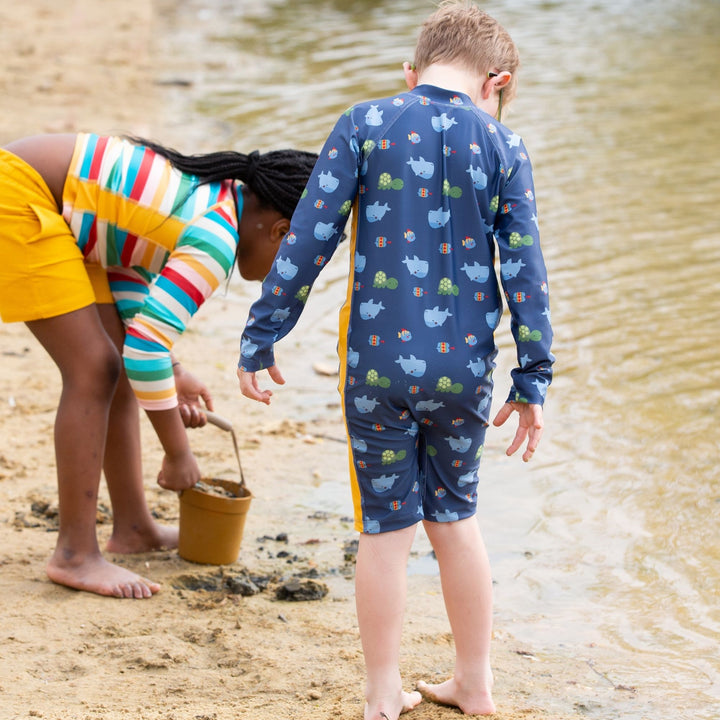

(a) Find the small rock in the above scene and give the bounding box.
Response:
[275,579,328,602]
[225,575,260,597]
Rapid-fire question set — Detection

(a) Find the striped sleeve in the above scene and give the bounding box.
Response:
[120,201,239,410]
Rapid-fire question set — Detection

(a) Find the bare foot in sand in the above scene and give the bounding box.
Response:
[417,677,495,716]
[47,551,161,598]
[106,522,178,555]
[365,689,422,720]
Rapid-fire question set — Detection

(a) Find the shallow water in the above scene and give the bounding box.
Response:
[156,1,720,717]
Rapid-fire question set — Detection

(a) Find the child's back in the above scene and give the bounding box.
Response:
[332,84,548,399]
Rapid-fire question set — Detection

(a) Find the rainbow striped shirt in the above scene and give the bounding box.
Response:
[63,133,239,410]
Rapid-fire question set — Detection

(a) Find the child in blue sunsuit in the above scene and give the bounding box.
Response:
[238,2,554,717]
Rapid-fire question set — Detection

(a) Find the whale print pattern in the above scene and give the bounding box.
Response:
[240,84,554,533]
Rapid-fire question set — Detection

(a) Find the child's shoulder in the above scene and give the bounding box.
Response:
[344,90,417,117]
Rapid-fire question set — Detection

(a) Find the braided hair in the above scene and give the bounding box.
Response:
[124,136,318,220]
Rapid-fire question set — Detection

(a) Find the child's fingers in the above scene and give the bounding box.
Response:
[237,367,273,404]
[268,364,285,386]
[200,385,214,411]
[493,402,514,427]
[522,422,544,462]
[505,425,528,457]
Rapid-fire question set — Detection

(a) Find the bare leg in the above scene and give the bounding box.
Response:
[27,306,160,598]
[95,304,178,553]
[355,525,423,720]
[418,516,495,714]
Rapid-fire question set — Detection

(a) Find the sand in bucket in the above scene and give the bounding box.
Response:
[178,412,252,565]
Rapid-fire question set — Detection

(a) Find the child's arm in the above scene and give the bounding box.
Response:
[493,138,554,407]
[145,407,202,490]
[237,365,286,405]
[239,112,359,375]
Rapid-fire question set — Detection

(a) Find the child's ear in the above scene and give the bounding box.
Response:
[483,71,512,100]
[270,218,291,244]
[403,61,419,90]
[494,71,512,89]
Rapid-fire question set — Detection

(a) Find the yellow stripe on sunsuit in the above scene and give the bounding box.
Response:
[337,201,364,532]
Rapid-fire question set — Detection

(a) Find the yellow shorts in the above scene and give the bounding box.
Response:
[0,148,112,323]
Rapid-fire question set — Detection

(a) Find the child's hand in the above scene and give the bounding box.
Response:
[156,448,202,491]
[173,363,214,428]
[493,402,544,462]
[237,365,285,405]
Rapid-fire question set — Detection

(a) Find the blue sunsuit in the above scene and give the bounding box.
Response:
[240,84,554,533]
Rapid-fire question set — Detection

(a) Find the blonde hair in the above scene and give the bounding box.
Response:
[414,1,520,103]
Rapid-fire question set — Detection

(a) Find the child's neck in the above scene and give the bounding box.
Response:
[417,63,485,109]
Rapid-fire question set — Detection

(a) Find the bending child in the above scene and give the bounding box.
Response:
[0,132,316,598]
[238,1,554,717]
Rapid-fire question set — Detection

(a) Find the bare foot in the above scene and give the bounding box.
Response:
[417,678,495,716]
[47,551,161,598]
[106,522,178,554]
[364,689,422,720]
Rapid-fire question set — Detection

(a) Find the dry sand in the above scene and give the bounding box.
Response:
[0,2,626,718]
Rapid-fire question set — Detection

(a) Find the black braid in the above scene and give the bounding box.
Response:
[124,136,317,219]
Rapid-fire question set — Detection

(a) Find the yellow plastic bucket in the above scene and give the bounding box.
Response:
[178,412,253,565]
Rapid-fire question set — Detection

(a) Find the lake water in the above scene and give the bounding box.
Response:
[154,1,720,717]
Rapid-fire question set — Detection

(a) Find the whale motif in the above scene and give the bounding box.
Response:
[466,357,486,378]
[270,307,290,323]
[431,113,458,132]
[314,221,338,241]
[466,164,488,189]
[432,508,460,522]
[354,395,381,413]
[460,261,490,283]
[276,256,298,280]
[424,306,453,327]
[501,258,526,280]
[371,473,399,493]
[428,207,451,228]
[359,299,386,319]
[395,354,427,377]
[347,346,360,368]
[401,255,429,278]
[364,517,381,533]
[415,399,445,412]
[406,156,434,179]
[365,105,384,126]
[240,337,258,358]
[366,201,391,222]
[318,170,339,193]
[444,435,472,453]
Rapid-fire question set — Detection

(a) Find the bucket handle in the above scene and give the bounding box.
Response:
[204,411,246,490]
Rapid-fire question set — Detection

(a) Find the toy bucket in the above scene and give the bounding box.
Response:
[178,411,253,565]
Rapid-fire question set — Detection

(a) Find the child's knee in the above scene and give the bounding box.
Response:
[66,341,122,398]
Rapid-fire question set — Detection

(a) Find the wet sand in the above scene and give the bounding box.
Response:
[0,2,628,718]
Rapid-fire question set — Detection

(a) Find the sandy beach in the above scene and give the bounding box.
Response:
[0,2,626,718]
